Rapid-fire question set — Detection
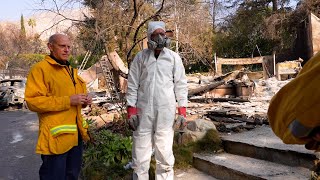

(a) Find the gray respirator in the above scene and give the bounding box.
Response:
[147,34,171,50]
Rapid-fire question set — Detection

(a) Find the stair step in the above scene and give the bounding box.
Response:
[175,168,218,180]
[194,153,310,180]
[221,126,317,169]
[222,139,316,169]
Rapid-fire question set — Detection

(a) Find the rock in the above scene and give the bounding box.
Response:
[175,119,218,144]
[179,130,207,144]
[187,119,216,132]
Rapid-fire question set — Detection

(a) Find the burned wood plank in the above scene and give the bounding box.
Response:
[207,110,247,118]
[208,116,243,123]
[189,97,249,103]
[206,110,268,125]
[231,117,257,124]
[188,80,225,97]
[212,98,249,102]
[233,116,268,125]
[215,71,241,82]
[206,110,228,117]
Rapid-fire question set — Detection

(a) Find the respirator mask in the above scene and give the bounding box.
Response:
[147,34,171,50]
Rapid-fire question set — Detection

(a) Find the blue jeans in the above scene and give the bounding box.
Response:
[39,136,83,180]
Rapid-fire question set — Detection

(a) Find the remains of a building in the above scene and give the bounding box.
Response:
[79,51,128,95]
[295,12,320,64]
[275,59,303,80]
[80,49,298,137]
[79,51,128,129]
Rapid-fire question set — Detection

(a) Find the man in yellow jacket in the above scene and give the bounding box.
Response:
[25,33,91,180]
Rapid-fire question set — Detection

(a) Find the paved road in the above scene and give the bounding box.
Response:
[0,110,40,180]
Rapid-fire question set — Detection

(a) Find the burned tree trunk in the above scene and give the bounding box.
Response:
[188,80,224,97]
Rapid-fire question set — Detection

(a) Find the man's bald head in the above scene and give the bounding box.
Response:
[48,33,69,44]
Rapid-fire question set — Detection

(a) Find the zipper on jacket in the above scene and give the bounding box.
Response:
[65,66,76,86]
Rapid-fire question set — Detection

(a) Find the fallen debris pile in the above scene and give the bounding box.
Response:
[83,68,293,136]
[185,71,293,134]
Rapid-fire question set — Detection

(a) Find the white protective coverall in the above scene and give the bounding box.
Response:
[126,22,188,180]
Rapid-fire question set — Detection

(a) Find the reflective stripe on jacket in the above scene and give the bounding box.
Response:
[25,55,90,155]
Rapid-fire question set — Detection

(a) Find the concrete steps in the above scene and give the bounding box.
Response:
[193,126,317,180]
[222,139,315,169]
[194,153,309,180]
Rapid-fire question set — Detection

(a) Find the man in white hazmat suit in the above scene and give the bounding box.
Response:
[126,21,188,180]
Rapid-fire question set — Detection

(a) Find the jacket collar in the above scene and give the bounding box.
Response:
[45,55,70,66]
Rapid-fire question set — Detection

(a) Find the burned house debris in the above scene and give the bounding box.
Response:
[0,49,301,138]
[0,79,26,109]
[75,49,300,139]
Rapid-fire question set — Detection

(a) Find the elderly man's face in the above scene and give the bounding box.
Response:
[150,28,166,41]
[150,28,167,50]
[47,35,71,61]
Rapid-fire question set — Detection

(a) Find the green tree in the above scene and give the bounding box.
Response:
[27,18,36,34]
[20,14,26,39]
[213,0,298,58]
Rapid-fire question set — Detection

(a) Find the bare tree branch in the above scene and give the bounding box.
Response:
[126,0,165,63]
[133,0,165,43]
[125,0,140,38]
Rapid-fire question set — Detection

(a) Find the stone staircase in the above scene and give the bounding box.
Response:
[193,126,317,180]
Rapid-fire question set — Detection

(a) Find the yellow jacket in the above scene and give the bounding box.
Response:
[25,55,90,155]
[268,52,320,145]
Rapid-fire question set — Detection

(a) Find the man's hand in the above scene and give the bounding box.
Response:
[173,107,187,131]
[173,115,187,131]
[82,94,92,108]
[128,115,139,131]
[127,106,138,131]
[70,94,92,106]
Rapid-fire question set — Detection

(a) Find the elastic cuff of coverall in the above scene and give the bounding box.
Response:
[178,107,186,118]
[127,106,137,119]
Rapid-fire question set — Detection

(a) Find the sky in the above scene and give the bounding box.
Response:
[0,0,299,22]
[0,0,84,22]
[0,0,35,21]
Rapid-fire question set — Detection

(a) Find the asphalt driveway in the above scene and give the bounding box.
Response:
[0,110,40,180]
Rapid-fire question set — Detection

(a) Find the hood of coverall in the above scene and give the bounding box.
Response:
[147,21,171,50]
[147,21,166,41]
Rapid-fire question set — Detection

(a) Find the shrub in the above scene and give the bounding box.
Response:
[82,128,132,180]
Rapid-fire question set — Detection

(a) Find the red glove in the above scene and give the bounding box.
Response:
[178,107,187,118]
[127,106,137,119]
